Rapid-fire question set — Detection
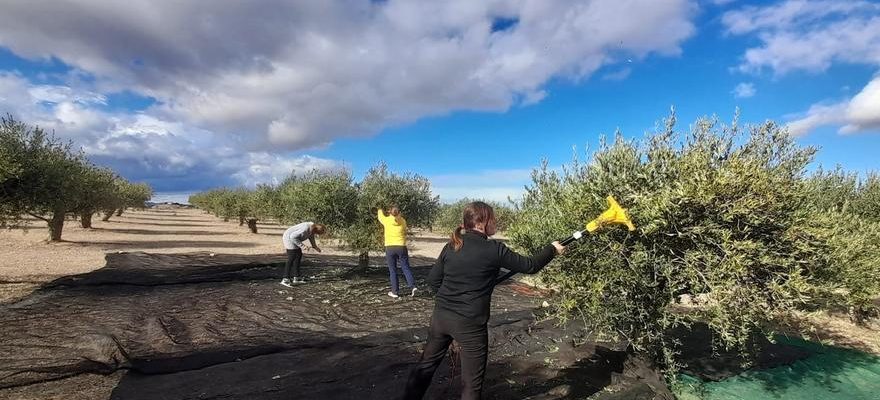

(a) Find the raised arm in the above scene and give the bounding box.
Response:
[376,208,390,224]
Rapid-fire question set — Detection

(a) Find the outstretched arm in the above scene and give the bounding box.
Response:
[497,242,557,275]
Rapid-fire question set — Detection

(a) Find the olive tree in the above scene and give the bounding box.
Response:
[75,167,118,228]
[508,112,880,375]
[0,116,150,240]
[274,169,359,230]
[338,162,439,268]
[434,198,517,235]
[803,168,880,321]
[101,180,153,221]
[245,184,280,233]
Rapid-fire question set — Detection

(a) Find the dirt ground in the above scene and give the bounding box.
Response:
[0,250,667,400]
[0,207,448,306]
[0,207,877,400]
[0,208,447,282]
[0,208,669,399]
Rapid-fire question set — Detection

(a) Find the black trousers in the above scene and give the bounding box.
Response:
[403,311,489,400]
[283,248,303,279]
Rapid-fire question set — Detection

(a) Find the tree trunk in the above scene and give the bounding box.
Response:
[80,212,93,229]
[239,215,245,226]
[48,211,65,242]
[102,210,113,221]
[223,217,229,222]
[247,219,258,233]
[115,208,124,216]
[358,252,370,273]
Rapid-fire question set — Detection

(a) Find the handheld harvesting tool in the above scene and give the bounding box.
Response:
[495,195,636,284]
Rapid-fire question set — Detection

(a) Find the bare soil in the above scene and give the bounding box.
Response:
[0,208,447,295]
[0,251,667,400]
[0,207,876,399]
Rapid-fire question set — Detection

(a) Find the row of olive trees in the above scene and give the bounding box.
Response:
[433,198,518,235]
[0,116,153,241]
[189,163,441,260]
[508,112,880,376]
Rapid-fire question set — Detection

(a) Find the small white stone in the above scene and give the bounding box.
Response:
[209,253,215,257]
[286,296,293,301]
[271,375,281,380]
[542,301,550,308]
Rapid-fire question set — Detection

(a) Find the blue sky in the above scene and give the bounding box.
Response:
[0,0,878,203]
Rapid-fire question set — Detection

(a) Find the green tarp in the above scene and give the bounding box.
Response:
[676,338,880,400]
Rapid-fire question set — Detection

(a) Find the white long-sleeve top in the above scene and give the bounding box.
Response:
[282,222,315,250]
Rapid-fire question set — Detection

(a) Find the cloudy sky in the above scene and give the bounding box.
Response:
[1,0,878,203]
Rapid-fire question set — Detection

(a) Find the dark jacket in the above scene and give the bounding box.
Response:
[427,230,556,324]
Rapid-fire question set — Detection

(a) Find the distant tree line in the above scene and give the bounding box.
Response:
[433,198,517,235]
[189,162,441,262]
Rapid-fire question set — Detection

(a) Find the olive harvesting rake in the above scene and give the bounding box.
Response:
[495,195,636,284]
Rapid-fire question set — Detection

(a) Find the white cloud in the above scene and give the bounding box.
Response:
[28,85,107,105]
[722,1,880,75]
[723,1,880,136]
[841,76,880,133]
[0,0,696,153]
[0,73,344,191]
[433,186,525,204]
[149,192,196,204]
[602,68,632,81]
[786,75,880,136]
[430,168,535,203]
[732,82,756,98]
[232,154,347,187]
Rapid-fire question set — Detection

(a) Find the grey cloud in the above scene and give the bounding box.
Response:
[0,0,696,152]
[0,74,343,191]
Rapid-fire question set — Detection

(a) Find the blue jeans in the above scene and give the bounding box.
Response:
[386,246,415,294]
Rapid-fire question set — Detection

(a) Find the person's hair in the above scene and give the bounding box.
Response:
[312,223,326,235]
[450,201,495,251]
[390,206,400,217]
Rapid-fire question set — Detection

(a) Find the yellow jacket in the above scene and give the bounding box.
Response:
[377,209,407,246]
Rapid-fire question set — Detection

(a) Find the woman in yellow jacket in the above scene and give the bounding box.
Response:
[378,206,417,298]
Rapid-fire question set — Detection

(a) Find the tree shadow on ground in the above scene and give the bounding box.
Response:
[93,227,236,236]
[109,221,217,228]
[61,239,259,250]
[112,215,216,223]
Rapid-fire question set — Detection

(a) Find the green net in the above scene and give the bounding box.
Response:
[675,337,880,400]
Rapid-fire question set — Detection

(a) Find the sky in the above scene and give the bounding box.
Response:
[0,0,878,204]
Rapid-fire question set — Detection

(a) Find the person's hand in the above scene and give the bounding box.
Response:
[551,241,566,255]
[314,246,322,253]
